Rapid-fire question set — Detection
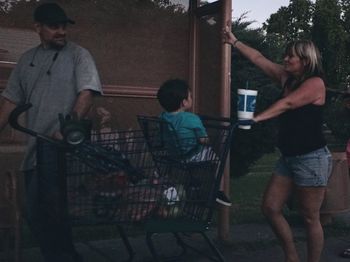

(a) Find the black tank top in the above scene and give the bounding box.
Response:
[278,103,326,156]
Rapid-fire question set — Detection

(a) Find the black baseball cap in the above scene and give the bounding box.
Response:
[34,3,75,25]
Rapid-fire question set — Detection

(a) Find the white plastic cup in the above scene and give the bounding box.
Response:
[237,89,258,129]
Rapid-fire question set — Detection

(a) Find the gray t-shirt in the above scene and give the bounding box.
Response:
[2,41,103,170]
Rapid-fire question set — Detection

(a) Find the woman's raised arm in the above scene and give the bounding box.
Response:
[223,23,287,85]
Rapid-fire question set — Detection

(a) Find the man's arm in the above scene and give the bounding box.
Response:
[0,97,17,132]
[71,90,94,119]
[52,90,94,140]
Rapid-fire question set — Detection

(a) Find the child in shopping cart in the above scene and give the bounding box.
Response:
[156,78,231,206]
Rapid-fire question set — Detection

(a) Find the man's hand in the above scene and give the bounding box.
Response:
[52,130,63,140]
[0,98,16,133]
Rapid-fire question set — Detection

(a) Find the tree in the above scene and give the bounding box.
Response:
[230,16,281,177]
[0,0,39,13]
[310,0,350,148]
[312,0,348,89]
[342,0,350,33]
[0,0,19,13]
[263,0,314,43]
[340,0,350,90]
[263,6,289,39]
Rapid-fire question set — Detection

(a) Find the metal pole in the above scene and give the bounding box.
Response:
[218,0,232,243]
[189,0,198,111]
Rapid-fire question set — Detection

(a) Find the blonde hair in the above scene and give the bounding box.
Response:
[284,40,324,81]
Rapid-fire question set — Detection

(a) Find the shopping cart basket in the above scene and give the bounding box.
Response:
[137,115,235,262]
[9,104,235,262]
[66,114,235,262]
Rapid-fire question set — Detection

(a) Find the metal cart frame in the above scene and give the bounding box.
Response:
[9,105,235,262]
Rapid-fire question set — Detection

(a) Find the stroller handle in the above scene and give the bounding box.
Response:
[8,103,38,137]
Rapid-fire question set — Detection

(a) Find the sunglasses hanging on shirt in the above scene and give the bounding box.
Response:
[29,47,59,75]
[46,52,59,75]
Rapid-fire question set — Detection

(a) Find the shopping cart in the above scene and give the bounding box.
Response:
[9,104,235,262]
[137,115,235,262]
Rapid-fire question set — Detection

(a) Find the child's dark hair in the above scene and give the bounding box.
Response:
[157,79,190,112]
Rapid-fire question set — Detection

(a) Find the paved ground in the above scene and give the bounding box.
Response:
[14,213,350,262]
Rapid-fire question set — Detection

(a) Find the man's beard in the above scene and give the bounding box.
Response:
[49,38,67,50]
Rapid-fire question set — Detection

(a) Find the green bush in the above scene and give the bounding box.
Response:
[324,94,350,148]
[229,20,282,177]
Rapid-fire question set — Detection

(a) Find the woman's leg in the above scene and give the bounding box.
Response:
[262,174,299,262]
[297,187,326,262]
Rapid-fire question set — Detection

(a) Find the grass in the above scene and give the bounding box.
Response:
[230,152,278,224]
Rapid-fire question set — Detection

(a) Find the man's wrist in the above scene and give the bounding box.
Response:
[233,39,240,47]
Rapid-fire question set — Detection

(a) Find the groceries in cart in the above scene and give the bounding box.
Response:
[157,185,186,218]
[72,142,144,184]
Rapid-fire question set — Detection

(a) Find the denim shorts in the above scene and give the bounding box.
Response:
[275,146,333,187]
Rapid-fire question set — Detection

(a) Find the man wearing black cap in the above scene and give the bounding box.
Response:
[33,2,76,49]
[0,3,102,262]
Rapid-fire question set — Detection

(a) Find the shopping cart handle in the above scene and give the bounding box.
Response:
[8,103,38,137]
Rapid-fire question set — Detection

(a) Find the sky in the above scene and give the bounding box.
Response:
[232,0,290,28]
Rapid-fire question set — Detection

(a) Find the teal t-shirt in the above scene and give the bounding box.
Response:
[160,111,207,155]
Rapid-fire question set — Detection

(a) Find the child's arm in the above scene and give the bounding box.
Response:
[186,113,209,144]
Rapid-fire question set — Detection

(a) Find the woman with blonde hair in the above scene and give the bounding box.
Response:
[223,25,332,262]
